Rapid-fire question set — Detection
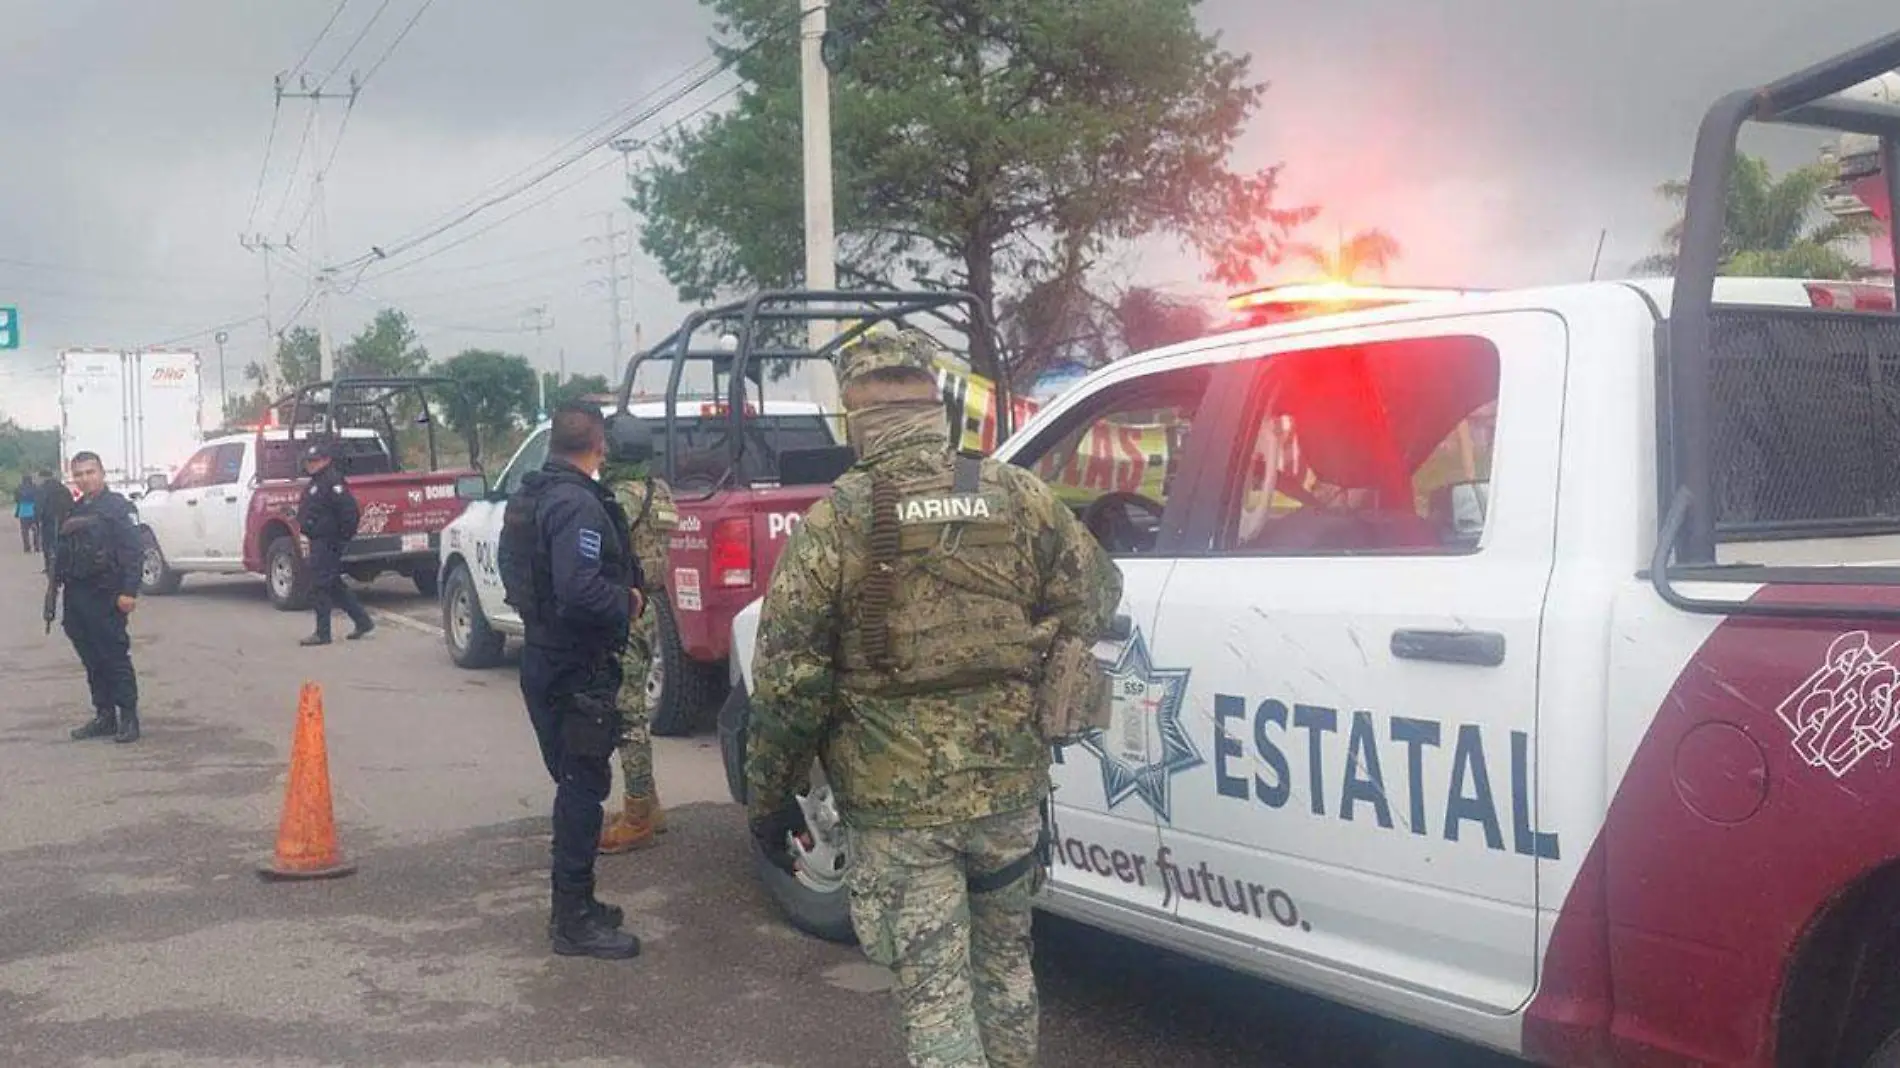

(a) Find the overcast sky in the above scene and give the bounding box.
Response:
[1,0,1894,430]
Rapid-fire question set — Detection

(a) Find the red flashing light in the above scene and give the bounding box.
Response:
[700,401,760,418]
[1805,281,1896,312]
[1227,282,1480,314]
[710,517,754,588]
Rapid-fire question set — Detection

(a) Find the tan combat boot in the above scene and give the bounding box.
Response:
[598,796,659,854]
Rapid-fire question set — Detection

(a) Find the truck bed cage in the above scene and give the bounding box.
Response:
[1665,31,1900,567]
[619,290,1007,494]
[271,375,480,475]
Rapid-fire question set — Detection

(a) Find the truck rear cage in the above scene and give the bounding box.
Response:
[619,289,1007,498]
[1657,30,1900,620]
[271,375,481,477]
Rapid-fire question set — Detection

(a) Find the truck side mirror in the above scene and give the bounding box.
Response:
[454,474,489,501]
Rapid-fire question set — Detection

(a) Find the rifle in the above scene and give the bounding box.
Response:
[43,552,59,634]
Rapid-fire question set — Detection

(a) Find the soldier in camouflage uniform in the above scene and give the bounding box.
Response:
[599,461,679,853]
[746,327,1123,1068]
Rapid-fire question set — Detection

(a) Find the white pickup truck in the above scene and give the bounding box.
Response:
[437,397,839,735]
[135,426,474,608]
[717,267,1900,1067]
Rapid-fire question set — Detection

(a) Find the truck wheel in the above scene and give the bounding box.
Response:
[751,766,858,946]
[443,563,504,669]
[138,530,183,595]
[413,566,440,599]
[649,597,717,737]
[265,535,312,612]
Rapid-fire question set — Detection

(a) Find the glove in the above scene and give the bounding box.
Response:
[750,805,802,877]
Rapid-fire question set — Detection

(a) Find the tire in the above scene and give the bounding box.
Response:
[649,597,719,737]
[751,771,859,946]
[412,566,440,599]
[443,563,505,669]
[138,530,183,596]
[717,678,855,943]
[264,535,312,612]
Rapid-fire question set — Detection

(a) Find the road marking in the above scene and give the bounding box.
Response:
[370,608,445,638]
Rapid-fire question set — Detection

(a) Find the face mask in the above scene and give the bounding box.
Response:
[846,400,948,457]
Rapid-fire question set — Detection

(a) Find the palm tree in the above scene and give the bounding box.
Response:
[1634,154,1879,278]
[1285,227,1403,282]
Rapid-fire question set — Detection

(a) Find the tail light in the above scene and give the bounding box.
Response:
[709,517,753,588]
[1805,282,1896,312]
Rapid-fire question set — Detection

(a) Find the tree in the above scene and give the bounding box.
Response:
[434,350,539,443]
[1113,286,1212,353]
[633,0,1308,380]
[1283,227,1402,283]
[341,309,429,378]
[1634,153,1879,278]
[543,373,613,412]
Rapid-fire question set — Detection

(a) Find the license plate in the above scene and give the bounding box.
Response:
[402,534,429,553]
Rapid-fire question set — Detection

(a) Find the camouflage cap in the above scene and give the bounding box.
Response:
[837,326,940,391]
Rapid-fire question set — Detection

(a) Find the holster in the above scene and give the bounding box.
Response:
[559,656,625,758]
[966,796,1056,896]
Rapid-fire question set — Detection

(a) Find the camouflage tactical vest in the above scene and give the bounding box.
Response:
[838,454,1046,696]
[614,474,678,596]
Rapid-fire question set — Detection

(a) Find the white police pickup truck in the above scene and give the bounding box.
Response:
[437,397,838,735]
[715,265,1900,1065]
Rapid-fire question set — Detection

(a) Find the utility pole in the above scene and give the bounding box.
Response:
[213,330,230,417]
[798,0,841,411]
[238,231,292,358]
[278,72,359,382]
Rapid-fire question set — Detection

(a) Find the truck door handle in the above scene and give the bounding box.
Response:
[185,499,198,507]
[1106,613,1133,641]
[1390,629,1506,667]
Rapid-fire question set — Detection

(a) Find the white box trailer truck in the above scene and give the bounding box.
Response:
[57,348,205,495]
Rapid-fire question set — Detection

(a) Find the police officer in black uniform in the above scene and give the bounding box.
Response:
[56,451,144,744]
[36,469,70,575]
[497,401,644,960]
[297,439,375,647]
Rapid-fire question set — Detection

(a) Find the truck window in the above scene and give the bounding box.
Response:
[1008,367,1213,557]
[210,443,245,485]
[498,429,551,496]
[171,446,222,491]
[1218,334,1501,555]
[668,415,841,491]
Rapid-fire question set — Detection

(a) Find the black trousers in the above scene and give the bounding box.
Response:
[520,643,623,896]
[63,586,138,715]
[19,519,37,553]
[309,541,371,638]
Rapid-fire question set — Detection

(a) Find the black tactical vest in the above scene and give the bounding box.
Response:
[498,481,552,625]
[55,511,115,584]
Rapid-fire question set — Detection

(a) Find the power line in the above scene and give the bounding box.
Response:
[268,106,320,235]
[289,0,352,81]
[243,94,284,233]
[321,0,394,88]
[358,0,434,89]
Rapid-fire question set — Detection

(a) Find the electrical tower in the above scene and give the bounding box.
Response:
[586,212,635,376]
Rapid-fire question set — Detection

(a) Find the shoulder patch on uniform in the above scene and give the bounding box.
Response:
[897,493,994,524]
[331,484,343,494]
[578,527,603,561]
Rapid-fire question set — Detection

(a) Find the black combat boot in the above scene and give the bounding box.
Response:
[114,705,140,744]
[345,617,375,641]
[549,888,640,959]
[546,893,624,939]
[70,708,117,741]
[300,631,332,647]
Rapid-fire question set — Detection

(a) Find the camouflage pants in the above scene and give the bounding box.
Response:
[612,606,658,800]
[846,806,1045,1068]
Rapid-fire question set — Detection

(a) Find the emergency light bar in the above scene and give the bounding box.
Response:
[1226,282,1485,312]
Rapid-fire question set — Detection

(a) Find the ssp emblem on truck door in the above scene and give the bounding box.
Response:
[1078,627,1203,823]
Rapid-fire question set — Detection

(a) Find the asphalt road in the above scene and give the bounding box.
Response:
[0,549,1522,1068]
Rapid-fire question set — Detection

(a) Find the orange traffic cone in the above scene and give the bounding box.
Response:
[258,681,358,881]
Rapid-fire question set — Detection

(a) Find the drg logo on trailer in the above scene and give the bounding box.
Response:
[1078,626,1203,822]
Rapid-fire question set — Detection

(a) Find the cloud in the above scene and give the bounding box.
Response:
[2,0,1895,431]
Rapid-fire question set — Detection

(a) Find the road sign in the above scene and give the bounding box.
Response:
[0,306,15,350]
